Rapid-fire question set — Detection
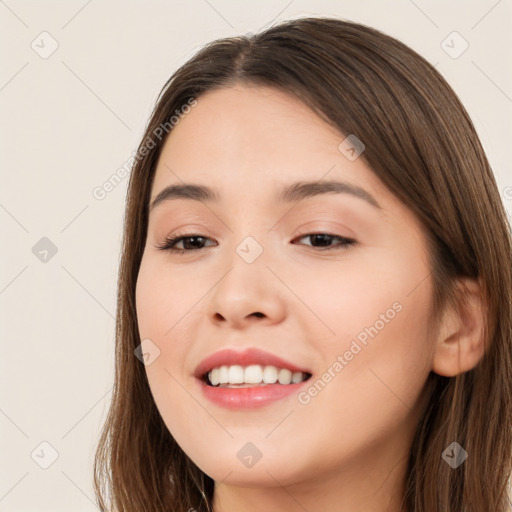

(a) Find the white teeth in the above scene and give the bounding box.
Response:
[219,365,229,384]
[228,365,244,384]
[291,371,303,384]
[210,368,220,386]
[262,365,278,383]
[207,364,308,387]
[278,368,292,385]
[244,364,263,384]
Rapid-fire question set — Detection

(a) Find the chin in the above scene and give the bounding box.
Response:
[184,441,312,488]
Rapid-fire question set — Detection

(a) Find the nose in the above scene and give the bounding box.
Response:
[205,255,287,330]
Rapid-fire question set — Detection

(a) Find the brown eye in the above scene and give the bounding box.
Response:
[156,235,216,253]
[292,233,356,251]
[155,232,356,254]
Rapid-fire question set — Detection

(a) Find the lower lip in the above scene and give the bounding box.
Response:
[198,378,309,409]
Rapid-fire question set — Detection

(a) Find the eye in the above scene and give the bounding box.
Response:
[155,234,216,254]
[155,232,356,254]
[291,233,356,251]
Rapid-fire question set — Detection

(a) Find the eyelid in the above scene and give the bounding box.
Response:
[154,230,357,254]
[292,222,356,240]
[157,225,355,243]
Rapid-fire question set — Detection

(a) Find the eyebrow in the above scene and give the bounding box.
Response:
[149,180,381,211]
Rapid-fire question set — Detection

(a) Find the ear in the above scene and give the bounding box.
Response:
[431,277,487,377]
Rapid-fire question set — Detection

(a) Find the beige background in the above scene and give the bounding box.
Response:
[1,0,511,510]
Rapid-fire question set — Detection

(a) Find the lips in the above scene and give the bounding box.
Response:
[194,347,312,380]
[193,348,313,409]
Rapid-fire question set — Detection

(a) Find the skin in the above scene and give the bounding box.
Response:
[135,84,486,512]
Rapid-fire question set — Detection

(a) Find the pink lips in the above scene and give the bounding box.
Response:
[194,348,312,410]
[194,347,310,378]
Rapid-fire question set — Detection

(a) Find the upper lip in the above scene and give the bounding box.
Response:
[194,347,312,379]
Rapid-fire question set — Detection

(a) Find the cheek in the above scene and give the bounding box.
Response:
[135,255,199,339]
[309,271,434,436]
[324,252,434,403]
[135,254,203,417]
[277,288,434,481]
[134,266,190,457]
[293,246,433,443]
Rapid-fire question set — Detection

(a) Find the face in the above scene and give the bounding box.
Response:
[135,84,435,489]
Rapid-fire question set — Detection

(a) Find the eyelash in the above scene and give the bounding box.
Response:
[155,232,356,254]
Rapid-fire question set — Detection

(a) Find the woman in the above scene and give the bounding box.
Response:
[94,16,512,512]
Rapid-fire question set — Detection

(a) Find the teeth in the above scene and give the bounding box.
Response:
[244,364,263,384]
[277,368,290,384]
[207,364,308,387]
[228,365,244,384]
[262,365,278,384]
[219,365,229,384]
[291,371,303,384]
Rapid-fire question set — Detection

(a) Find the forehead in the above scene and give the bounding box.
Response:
[151,84,386,206]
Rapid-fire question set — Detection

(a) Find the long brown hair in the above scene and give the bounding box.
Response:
[93,16,512,512]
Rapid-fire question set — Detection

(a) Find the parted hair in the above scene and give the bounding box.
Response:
[93,16,512,512]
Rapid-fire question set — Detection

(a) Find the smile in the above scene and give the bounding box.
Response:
[206,364,310,387]
[194,347,313,409]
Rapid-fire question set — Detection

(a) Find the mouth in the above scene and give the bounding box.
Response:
[202,364,312,388]
[194,348,313,409]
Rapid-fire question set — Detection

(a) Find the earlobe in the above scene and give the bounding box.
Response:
[431,277,487,377]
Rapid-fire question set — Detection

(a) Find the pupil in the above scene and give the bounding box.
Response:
[312,234,331,246]
[184,236,204,249]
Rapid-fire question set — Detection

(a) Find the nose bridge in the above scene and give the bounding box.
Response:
[221,232,269,299]
[205,224,286,326]
[224,199,275,264]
